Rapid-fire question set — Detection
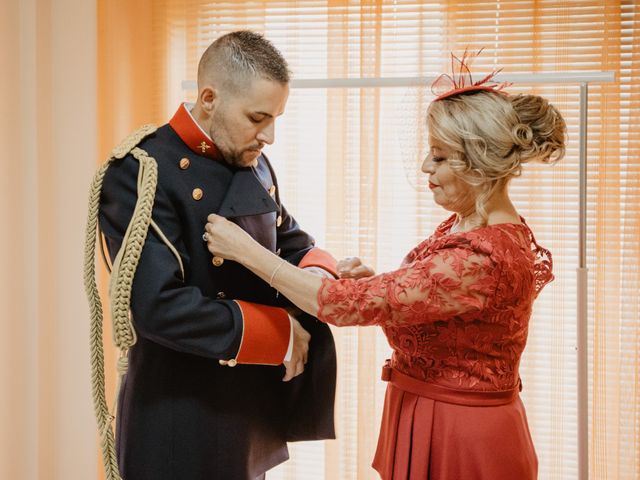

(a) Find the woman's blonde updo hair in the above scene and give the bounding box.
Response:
[427,90,566,221]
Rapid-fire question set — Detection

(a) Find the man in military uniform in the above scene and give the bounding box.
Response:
[99,31,337,479]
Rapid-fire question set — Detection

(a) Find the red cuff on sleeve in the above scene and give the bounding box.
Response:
[298,248,338,278]
[233,301,290,365]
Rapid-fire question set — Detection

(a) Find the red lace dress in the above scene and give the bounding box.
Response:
[317,215,553,480]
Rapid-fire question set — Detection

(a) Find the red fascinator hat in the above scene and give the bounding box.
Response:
[431,48,511,101]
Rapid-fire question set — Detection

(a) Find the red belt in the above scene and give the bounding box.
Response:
[381,361,521,407]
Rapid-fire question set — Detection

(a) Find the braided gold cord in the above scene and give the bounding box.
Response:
[84,125,158,480]
[84,161,122,480]
[108,147,158,351]
[111,124,158,159]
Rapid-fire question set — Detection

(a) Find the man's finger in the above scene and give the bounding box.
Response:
[282,363,294,382]
[282,359,305,382]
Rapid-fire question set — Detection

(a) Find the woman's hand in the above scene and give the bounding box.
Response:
[336,257,375,279]
[204,214,253,263]
[205,213,323,318]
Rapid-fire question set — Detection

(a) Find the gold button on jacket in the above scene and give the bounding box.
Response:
[192,188,203,200]
[212,256,224,267]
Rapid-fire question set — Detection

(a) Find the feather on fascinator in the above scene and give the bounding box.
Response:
[431,48,511,101]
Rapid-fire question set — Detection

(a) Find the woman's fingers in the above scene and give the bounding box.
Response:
[337,257,375,279]
[204,216,236,259]
[350,264,375,279]
[337,257,360,276]
[207,213,224,223]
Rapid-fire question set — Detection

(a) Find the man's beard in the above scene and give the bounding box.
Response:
[209,119,260,167]
[226,148,261,168]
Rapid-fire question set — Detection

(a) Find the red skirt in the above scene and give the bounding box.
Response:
[372,365,538,480]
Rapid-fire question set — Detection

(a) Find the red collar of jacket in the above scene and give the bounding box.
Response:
[169,103,224,161]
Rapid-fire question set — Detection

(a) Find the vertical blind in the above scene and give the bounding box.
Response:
[118,1,640,478]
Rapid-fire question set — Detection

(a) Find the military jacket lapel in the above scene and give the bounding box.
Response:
[218,168,278,218]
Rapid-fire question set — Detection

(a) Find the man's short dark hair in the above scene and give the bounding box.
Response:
[198,30,290,93]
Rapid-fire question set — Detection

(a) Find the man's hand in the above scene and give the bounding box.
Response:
[336,257,375,279]
[282,316,310,382]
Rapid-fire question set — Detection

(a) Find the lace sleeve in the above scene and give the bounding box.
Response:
[316,246,499,327]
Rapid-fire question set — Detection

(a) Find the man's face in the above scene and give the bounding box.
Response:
[208,78,289,168]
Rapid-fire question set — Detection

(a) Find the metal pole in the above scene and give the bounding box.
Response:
[577,82,589,480]
[182,71,615,91]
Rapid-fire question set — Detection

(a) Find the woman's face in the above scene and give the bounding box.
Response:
[421,135,478,215]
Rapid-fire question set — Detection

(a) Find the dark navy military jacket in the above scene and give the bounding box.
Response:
[99,118,336,480]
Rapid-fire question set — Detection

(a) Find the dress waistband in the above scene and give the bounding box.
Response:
[381,361,521,407]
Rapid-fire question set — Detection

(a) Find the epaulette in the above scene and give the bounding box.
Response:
[111,124,158,159]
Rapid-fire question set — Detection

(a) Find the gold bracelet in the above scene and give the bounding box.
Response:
[269,259,286,287]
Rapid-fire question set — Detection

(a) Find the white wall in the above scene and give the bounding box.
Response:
[0,0,98,478]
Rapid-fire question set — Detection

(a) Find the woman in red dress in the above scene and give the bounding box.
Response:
[204,64,566,479]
